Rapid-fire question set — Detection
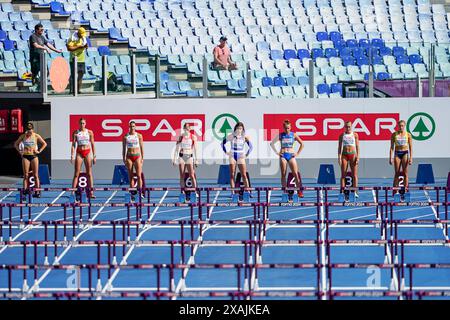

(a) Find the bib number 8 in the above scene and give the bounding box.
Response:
[78,176,88,188]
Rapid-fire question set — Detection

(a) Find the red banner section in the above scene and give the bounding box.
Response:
[263,113,400,141]
[69,114,205,142]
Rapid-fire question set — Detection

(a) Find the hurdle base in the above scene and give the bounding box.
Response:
[22,279,29,292]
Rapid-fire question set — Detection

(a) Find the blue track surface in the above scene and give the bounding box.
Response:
[0,178,449,300]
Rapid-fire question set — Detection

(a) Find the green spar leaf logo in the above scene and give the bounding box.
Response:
[211,113,239,140]
[406,112,435,141]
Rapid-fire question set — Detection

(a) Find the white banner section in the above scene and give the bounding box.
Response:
[51,97,448,162]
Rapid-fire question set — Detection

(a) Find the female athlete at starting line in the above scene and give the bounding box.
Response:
[173,123,198,196]
[123,121,145,200]
[270,119,304,198]
[70,117,96,200]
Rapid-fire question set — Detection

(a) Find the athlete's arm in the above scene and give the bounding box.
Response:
[35,134,47,154]
[354,133,360,164]
[245,136,253,158]
[389,133,395,165]
[222,135,231,155]
[173,136,181,165]
[70,131,77,162]
[192,135,198,165]
[122,136,127,163]
[139,133,144,163]
[270,134,280,156]
[14,134,24,155]
[408,133,413,165]
[294,133,304,156]
[337,134,343,165]
[89,130,96,164]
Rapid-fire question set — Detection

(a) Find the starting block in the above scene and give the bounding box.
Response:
[234,172,251,202]
[124,172,146,202]
[180,172,197,203]
[112,165,129,185]
[394,171,410,203]
[69,172,90,203]
[339,172,355,203]
[416,164,435,185]
[217,165,230,185]
[317,164,336,185]
[282,172,302,202]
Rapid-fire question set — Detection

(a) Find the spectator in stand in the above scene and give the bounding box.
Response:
[29,23,62,88]
[66,27,89,94]
[212,36,238,71]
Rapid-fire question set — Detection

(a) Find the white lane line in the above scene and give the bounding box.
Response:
[249,191,271,295]
[99,191,169,297]
[0,191,66,255]
[372,190,401,295]
[173,191,220,299]
[319,190,327,300]
[25,191,118,295]
[423,190,449,241]
[0,191,13,202]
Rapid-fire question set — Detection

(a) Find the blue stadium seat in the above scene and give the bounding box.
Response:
[396,55,409,64]
[357,56,369,66]
[372,55,384,65]
[371,39,384,48]
[160,72,169,83]
[0,30,7,42]
[342,56,355,66]
[330,83,343,95]
[346,39,358,48]
[329,32,342,42]
[283,49,296,60]
[333,39,346,50]
[297,49,310,60]
[109,28,127,41]
[324,48,338,58]
[273,76,285,87]
[393,46,406,57]
[377,72,390,80]
[317,83,330,95]
[98,46,111,56]
[286,77,298,86]
[311,48,324,59]
[353,48,366,59]
[50,1,69,15]
[409,54,422,64]
[237,79,247,91]
[339,47,352,57]
[316,32,328,41]
[379,47,392,56]
[358,39,370,49]
[261,76,273,87]
[3,39,14,51]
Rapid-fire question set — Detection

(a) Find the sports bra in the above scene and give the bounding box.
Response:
[75,129,90,147]
[180,133,194,151]
[394,132,409,148]
[22,133,37,155]
[280,132,294,149]
[125,133,140,149]
[342,133,356,147]
[231,134,245,153]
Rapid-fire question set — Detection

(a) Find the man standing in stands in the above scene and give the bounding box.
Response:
[29,23,62,89]
[212,36,238,71]
[66,27,88,94]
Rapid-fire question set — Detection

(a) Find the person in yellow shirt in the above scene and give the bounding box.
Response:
[66,27,88,94]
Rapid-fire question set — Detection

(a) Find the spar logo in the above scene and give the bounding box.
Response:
[263,113,400,140]
[69,114,205,141]
[407,112,435,141]
[211,113,239,140]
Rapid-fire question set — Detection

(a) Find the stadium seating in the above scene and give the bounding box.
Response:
[0,0,449,97]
